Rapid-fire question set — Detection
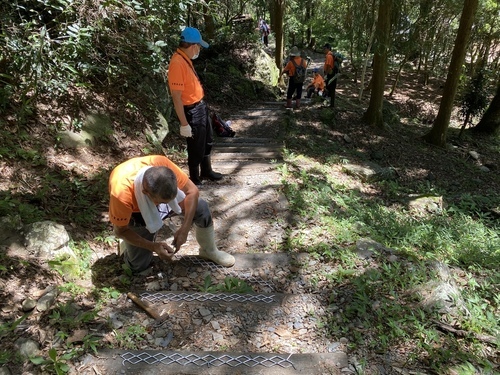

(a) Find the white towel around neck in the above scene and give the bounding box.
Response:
[133,166,186,233]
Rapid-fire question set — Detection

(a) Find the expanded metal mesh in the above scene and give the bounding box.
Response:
[178,255,275,291]
[121,352,294,368]
[140,291,276,304]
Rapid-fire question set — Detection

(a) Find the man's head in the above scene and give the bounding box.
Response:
[142,167,177,204]
[313,68,319,75]
[323,43,331,52]
[179,27,209,59]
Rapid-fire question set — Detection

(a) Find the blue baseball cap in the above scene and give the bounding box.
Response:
[180,27,209,48]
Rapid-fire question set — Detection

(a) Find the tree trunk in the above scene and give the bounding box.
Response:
[422,0,479,147]
[273,0,285,81]
[203,6,215,40]
[362,0,392,128]
[358,18,376,101]
[473,81,500,135]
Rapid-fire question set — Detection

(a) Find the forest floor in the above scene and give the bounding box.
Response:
[0,45,499,374]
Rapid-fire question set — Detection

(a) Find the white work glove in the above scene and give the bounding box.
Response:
[180,124,192,137]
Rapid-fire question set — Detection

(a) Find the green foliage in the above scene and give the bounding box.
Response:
[0,314,28,339]
[199,275,254,293]
[114,324,147,349]
[459,71,489,126]
[30,348,74,375]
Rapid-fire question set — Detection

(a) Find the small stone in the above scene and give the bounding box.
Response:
[15,338,40,358]
[340,337,349,344]
[192,319,203,325]
[22,298,37,312]
[293,322,304,329]
[170,283,178,291]
[36,288,58,312]
[199,308,211,317]
[211,321,220,330]
[388,255,398,262]
[212,333,224,342]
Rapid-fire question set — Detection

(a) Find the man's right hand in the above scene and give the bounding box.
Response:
[153,242,175,261]
[180,124,193,137]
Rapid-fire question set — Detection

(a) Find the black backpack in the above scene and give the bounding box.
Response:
[292,58,306,84]
[211,113,236,137]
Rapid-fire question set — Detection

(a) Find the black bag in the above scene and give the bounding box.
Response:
[292,58,306,84]
[211,112,235,137]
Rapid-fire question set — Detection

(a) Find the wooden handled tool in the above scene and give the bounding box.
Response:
[127,292,161,320]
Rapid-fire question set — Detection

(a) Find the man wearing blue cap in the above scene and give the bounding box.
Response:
[168,27,222,186]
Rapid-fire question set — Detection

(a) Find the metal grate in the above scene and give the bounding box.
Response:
[178,256,276,290]
[121,352,294,368]
[140,291,276,304]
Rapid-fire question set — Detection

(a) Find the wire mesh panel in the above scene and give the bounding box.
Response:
[140,291,276,304]
[178,255,276,290]
[121,352,295,368]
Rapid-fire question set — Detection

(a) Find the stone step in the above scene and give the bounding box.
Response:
[207,161,282,172]
[215,137,278,144]
[211,151,281,161]
[82,349,348,374]
[214,145,282,154]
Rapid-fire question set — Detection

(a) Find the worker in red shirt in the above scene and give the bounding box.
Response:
[168,27,222,186]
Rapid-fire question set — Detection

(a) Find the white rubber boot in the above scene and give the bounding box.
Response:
[195,225,235,267]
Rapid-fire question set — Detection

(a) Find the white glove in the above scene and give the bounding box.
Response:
[180,124,192,137]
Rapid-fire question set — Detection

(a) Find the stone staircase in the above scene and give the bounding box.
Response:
[85,103,351,374]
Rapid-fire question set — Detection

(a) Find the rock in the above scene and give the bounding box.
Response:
[210,321,220,330]
[21,298,37,312]
[408,195,442,214]
[36,287,58,311]
[342,162,395,182]
[15,338,40,358]
[212,332,224,342]
[479,165,490,172]
[198,307,212,317]
[0,366,13,375]
[24,221,76,262]
[416,280,467,316]
[469,151,480,160]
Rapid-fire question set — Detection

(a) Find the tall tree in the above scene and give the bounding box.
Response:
[422,0,479,147]
[362,0,392,128]
[473,80,500,135]
[273,0,285,75]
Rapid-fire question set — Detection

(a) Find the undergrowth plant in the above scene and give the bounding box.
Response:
[280,118,499,371]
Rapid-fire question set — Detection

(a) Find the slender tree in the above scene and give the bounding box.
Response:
[422,0,479,147]
[362,0,392,128]
[473,80,500,135]
[273,0,285,75]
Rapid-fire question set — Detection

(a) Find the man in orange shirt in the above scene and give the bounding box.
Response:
[109,155,235,273]
[280,46,307,109]
[167,27,222,186]
[306,68,325,98]
[323,43,339,107]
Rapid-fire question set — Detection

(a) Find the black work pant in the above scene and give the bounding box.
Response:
[183,101,214,168]
[325,67,339,107]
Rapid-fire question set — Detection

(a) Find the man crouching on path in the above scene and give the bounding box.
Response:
[109,155,235,273]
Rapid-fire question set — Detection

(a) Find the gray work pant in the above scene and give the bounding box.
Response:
[123,198,212,273]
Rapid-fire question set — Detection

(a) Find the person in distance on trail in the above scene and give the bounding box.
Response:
[167,26,222,186]
[305,68,325,98]
[323,43,339,108]
[260,20,270,47]
[109,155,235,273]
[280,46,307,109]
